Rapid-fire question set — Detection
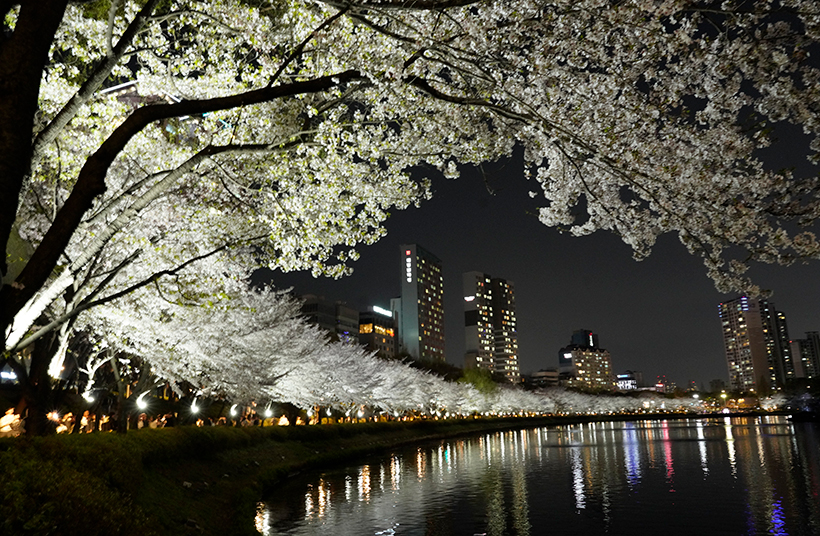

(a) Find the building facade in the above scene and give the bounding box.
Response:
[359,306,398,359]
[558,329,614,391]
[301,294,359,343]
[398,244,445,361]
[463,271,520,382]
[616,370,643,391]
[718,296,795,391]
[791,331,820,379]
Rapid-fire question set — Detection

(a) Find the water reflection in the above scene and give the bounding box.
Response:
[258,417,820,535]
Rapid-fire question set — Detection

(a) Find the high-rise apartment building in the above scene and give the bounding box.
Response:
[558,329,614,391]
[718,296,795,391]
[463,271,520,383]
[398,244,445,361]
[771,310,796,383]
[791,331,820,379]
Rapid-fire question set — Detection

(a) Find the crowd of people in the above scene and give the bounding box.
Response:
[0,406,309,437]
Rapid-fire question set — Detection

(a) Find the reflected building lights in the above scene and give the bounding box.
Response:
[436,445,444,480]
[260,417,820,536]
[770,500,787,535]
[725,417,737,477]
[661,421,675,490]
[254,503,271,534]
[358,465,371,501]
[572,448,586,510]
[391,456,402,490]
[304,485,314,518]
[623,423,642,487]
[317,478,330,517]
[416,449,426,480]
[511,462,532,536]
[696,420,709,475]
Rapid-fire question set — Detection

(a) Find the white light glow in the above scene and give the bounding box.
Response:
[373,306,392,317]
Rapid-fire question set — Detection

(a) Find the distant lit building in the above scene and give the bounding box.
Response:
[398,244,445,361]
[655,375,676,394]
[463,271,520,383]
[529,369,559,388]
[791,331,820,379]
[686,380,698,392]
[772,311,796,383]
[616,370,643,391]
[559,330,614,391]
[301,294,359,343]
[718,296,795,391]
[359,306,397,359]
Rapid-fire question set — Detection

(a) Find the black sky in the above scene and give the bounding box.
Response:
[265,149,820,390]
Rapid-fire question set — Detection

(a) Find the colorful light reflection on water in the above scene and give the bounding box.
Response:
[258,416,820,535]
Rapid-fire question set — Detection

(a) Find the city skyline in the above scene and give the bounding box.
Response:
[265,154,820,390]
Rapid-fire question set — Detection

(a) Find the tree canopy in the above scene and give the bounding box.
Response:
[1,0,819,429]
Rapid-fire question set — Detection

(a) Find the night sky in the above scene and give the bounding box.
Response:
[265,145,820,390]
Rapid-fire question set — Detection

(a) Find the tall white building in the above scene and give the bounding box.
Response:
[398,244,445,361]
[463,271,520,383]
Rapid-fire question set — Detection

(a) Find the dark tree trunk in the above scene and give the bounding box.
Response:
[0,1,68,345]
[281,402,301,425]
[21,331,59,437]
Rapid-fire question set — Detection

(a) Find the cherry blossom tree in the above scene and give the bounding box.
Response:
[1,0,818,429]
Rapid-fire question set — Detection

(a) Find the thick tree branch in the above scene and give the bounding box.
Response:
[11,234,264,353]
[3,69,361,330]
[404,75,531,123]
[30,0,160,168]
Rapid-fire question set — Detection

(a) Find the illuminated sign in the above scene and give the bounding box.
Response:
[464,296,475,302]
[373,305,392,317]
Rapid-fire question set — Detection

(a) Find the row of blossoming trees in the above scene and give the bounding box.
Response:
[75,275,701,427]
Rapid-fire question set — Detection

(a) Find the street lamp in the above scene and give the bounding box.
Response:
[136,391,150,410]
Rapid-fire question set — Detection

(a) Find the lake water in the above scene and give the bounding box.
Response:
[256,416,820,535]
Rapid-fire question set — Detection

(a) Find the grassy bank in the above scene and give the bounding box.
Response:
[0,417,554,535]
[1,412,763,535]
